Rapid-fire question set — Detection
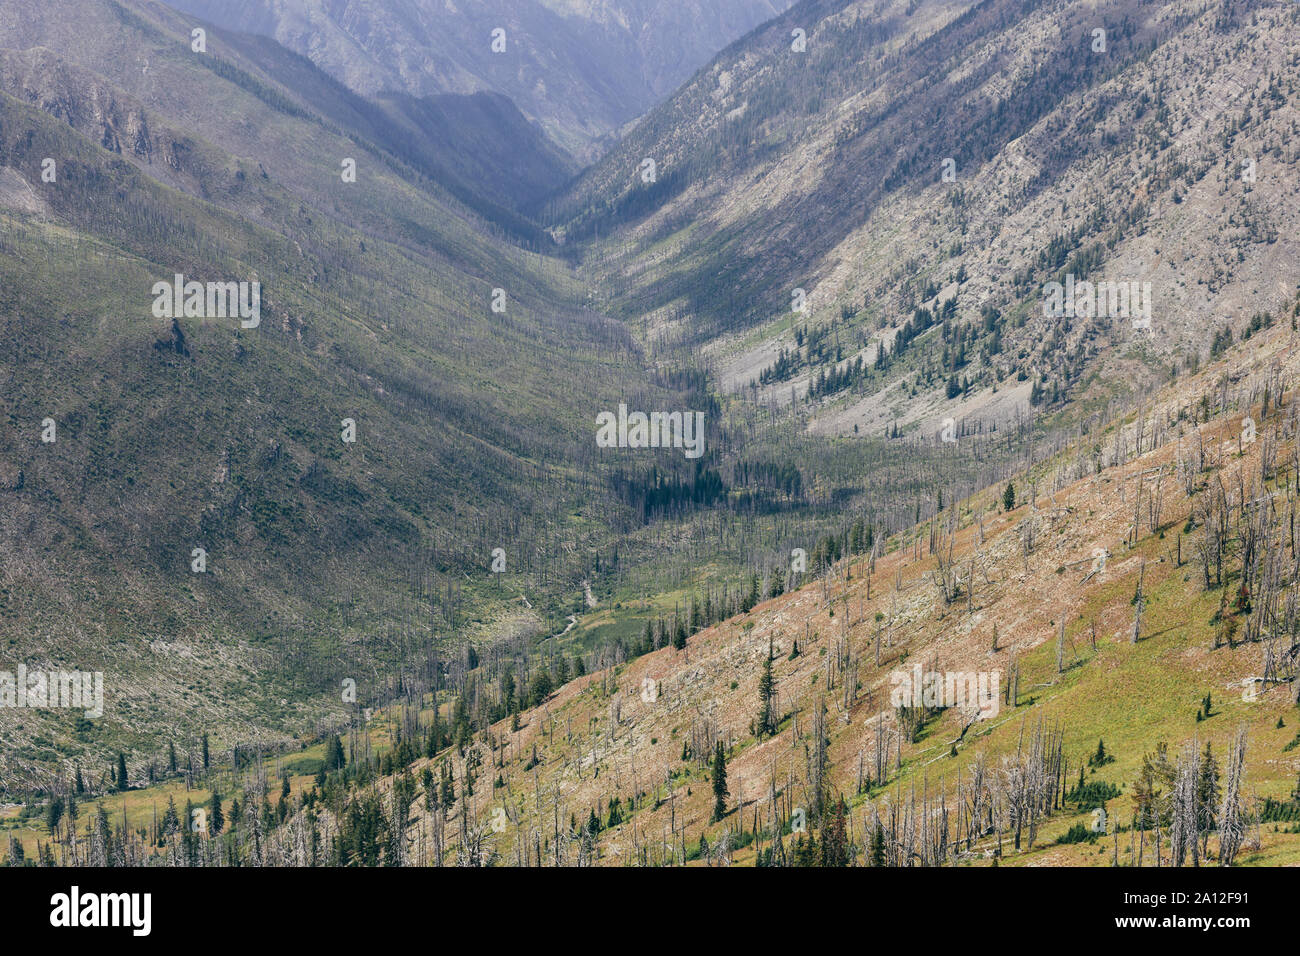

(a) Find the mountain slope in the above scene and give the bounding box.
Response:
[284,308,1300,867]
[0,0,677,789]
[554,0,1300,443]
[13,296,1299,865]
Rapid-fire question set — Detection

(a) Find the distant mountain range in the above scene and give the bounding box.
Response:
[161,0,797,159]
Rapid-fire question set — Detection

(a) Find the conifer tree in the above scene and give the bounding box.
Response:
[757,638,776,736]
[208,790,224,835]
[819,798,850,866]
[870,821,886,866]
[711,741,729,822]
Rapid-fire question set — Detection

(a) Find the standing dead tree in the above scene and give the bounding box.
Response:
[1216,726,1249,867]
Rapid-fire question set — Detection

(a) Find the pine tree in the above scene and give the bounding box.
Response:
[325,734,345,771]
[167,741,177,774]
[161,796,180,838]
[870,821,886,866]
[757,638,776,736]
[115,752,128,792]
[45,797,63,834]
[819,798,850,866]
[1090,738,1112,767]
[201,733,210,771]
[1197,742,1221,843]
[208,790,224,835]
[793,831,818,866]
[711,741,729,822]
[1003,482,1016,511]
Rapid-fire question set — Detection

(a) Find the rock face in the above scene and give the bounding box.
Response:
[0,167,50,215]
[161,0,797,159]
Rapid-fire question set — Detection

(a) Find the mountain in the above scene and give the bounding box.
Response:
[3,0,1300,873]
[0,0,672,789]
[554,0,1300,442]
[11,303,1300,865]
[160,0,799,159]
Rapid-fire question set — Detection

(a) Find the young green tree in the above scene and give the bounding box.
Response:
[45,797,64,834]
[819,798,850,866]
[528,668,553,707]
[711,741,729,822]
[1003,482,1016,511]
[324,734,346,771]
[208,790,224,835]
[757,638,776,736]
[201,733,210,771]
[869,821,886,866]
[161,796,180,839]
[115,752,128,792]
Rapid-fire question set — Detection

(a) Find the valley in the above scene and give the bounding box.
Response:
[0,0,1297,874]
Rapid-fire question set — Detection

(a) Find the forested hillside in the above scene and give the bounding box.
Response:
[10,300,1300,866]
[555,0,1300,444]
[0,0,676,789]
[1,0,1298,874]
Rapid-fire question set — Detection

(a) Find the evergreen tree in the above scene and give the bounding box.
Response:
[530,668,554,705]
[115,752,128,792]
[208,790,224,835]
[793,832,818,866]
[45,797,63,834]
[757,638,776,736]
[819,798,850,866]
[1090,738,1113,767]
[1003,482,1016,511]
[161,796,180,838]
[168,741,177,775]
[325,734,346,771]
[1198,742,1221,840]
[201,733,210,771]
[711,741,729,822]
[870,821,886,866]
[182,800,198,865]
